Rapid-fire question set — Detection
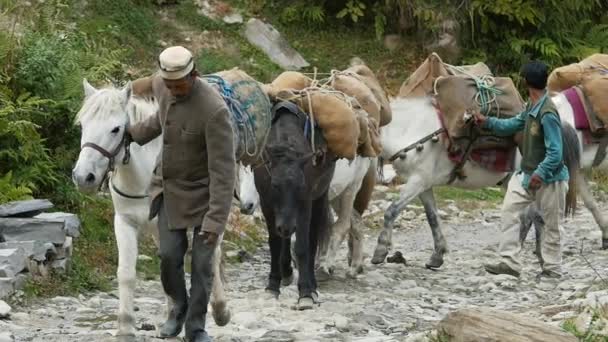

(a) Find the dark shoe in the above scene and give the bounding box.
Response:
[159,307,187,338]
[484,262,520,278]
[188,331,212,342]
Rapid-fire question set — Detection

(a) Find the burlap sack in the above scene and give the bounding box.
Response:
[435,76,524,138]
[278,90,359,160]
[264,71,312,99]
[582,74,608,126]
[346,63,393,126]
[398,52,492,99]
[330,73,381,125]
[131,75,154,99]
[353,106,383,158]
[207,68,273,166]
[548,54,608,92]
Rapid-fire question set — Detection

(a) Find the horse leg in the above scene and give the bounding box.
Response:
[418,188,448,269]
[266,230,283,299]
[114,215,139,336]
[577,172,608,249]
[371,175,426,264]
[210,233,230,327]
[348,210,365,277]
[281,236,294,286]
[317,192,354,281]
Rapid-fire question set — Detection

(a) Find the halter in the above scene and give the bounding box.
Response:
[80,127,145,199]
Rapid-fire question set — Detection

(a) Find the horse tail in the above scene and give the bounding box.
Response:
[561,122,581,216]
[353,158,379,215]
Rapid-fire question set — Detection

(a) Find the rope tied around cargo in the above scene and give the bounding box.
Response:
[435,64,503,118]
[203,74,261,159]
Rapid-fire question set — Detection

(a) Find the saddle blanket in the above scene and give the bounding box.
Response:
[448,147,516,173]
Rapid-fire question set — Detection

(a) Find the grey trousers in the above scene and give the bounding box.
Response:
[158,200,215,338]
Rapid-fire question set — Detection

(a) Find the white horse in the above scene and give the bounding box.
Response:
[72,80,231,337]
[238,156,374,278]
[371,95,607,269]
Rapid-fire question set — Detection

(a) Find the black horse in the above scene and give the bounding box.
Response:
[254,101,336,310]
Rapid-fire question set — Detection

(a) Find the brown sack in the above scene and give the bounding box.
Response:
[330,73,381,124]
[547,53,608,92]
[435,76,525,138]
[290,91,360,160]
[265,71,312,99]
[131,75,154,99]
[582,74,608,126]
[354,106,383,158]
[398,52,492,99]
[215,67,257,83]
[346,63,393,126]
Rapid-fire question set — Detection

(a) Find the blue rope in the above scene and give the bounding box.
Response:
[203,75,258,157]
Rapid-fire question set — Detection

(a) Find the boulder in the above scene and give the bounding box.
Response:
[0,218,66,246]
[0,199,53,218]
[244,18,309,70]
[0,248,26,278]
[0,241,56,262]
[437,308,577,342]
[34,212,81,238]
[0,278,14,299]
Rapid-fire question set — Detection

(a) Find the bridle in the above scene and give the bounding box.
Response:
[80,127,147,199]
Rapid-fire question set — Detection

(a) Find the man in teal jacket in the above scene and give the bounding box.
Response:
[474,60,568,279]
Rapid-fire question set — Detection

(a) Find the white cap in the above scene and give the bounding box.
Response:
[158,46,194,80]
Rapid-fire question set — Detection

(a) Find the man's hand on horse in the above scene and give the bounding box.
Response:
[201,231,218,246]
[472,111,487,127]
[529,173,543,191]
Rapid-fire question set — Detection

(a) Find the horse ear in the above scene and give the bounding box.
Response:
[121,81,132,103]
[83,78,97,98]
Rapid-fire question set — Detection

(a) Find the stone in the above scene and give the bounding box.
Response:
[51,258,71,274]
[0,277,14,299]
[383,34,403,51]
[0,218,66,246]
[137,254,153,262]
[34,212,81,238]
[223,12,243,24]
[55,237,72,259]
[0,332,14,342]
[244,18,309,70]
[257,330,296,342]
[0,241,56,262]
[0,299,10,318]
[0,199,53,218]
[0,248,26,277]
[437,308,577,342]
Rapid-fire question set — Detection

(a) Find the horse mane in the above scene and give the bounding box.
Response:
[75,86,158,125]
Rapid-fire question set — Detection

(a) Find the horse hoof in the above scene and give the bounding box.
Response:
[293,297,316,311]
[425,254,444,269]
[603,239,608,250]
[212,303,231,327]
[281,273,294,287]
[371,247,389,265]
[316,266,333,282]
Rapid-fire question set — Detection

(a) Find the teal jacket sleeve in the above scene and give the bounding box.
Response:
[483,112,526,136]
[533,112,563,181]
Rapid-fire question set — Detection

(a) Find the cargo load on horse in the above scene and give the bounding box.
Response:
[549,54,608,134]
[264,70,383,160]
[132,68,272,167]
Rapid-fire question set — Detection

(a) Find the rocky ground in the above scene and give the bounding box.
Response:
[2,187,608,342]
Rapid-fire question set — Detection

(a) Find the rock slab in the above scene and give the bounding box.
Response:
[0,199,53,218]
[437,308,578,342]
[0,218,66,245]
[244,18,309,70]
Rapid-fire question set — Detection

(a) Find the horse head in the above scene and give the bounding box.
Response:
[237,163,260,215]
[72,79,132,193]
